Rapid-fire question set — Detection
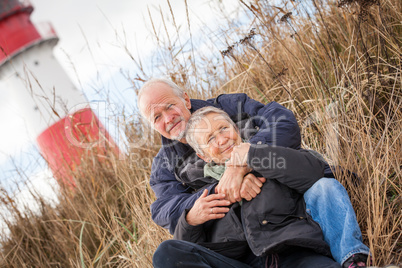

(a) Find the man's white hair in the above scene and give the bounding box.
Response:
[185,106,237,156]
[137,78,185,116]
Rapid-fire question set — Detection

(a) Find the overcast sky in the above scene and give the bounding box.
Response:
[0,0,243,191]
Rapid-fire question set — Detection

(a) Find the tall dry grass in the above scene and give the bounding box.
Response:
[0,142,170,267]
[0,0,401,267]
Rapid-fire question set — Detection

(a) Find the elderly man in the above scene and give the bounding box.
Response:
[137,78,370,267]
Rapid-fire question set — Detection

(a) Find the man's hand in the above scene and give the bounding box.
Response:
[186,189,231,226]
[215,165,250,203]
[226,142,252,167]
[240,174,266,201]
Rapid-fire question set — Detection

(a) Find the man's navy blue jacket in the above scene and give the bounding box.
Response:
[150,93,303,234]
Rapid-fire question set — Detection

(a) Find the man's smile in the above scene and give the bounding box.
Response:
[167,119,183,134]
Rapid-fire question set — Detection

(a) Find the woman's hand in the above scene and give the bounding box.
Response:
[240,173,266,201]
[218,143,266,202]
[226,142,251,167]
[186,189,231,226]
[215,165,251,203]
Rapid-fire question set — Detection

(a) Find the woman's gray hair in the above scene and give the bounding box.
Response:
[137,78,185,116]
[185,106,237,156]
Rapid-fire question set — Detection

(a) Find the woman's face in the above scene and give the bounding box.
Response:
[194,112,241,164]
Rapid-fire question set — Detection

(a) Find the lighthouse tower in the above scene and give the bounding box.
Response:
[0,0,119,187]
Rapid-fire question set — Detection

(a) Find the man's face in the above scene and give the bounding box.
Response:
[194,112,241,164]
[139,82,192,142]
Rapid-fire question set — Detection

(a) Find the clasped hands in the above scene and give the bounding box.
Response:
[186,143,266,226]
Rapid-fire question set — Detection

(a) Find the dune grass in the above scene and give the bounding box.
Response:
[0,0,401,267]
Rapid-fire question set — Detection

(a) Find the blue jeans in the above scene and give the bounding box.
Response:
[304,177,371,265]
[153,240,340,268]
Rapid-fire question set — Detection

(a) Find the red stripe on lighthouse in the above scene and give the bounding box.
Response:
[36,108,119,187]
[0,3,42,63]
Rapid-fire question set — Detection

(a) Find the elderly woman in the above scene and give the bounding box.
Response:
[153,106,370,268]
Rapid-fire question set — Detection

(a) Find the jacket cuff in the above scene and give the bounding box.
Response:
[182,209,203,229]
[173,209,204,241]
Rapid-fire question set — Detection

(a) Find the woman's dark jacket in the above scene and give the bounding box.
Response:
[173,115,332,259]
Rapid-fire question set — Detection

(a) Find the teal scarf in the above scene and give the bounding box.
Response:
[204,162,226,180]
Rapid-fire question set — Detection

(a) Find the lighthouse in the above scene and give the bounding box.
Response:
[0,0,119,187]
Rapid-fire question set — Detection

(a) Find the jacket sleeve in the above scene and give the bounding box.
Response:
[173,210,207,243]
[246,145,326,193]
[212,93,301,149]
[150,150,216,234]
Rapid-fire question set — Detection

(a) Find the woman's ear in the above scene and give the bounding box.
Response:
[197,153,210,162]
